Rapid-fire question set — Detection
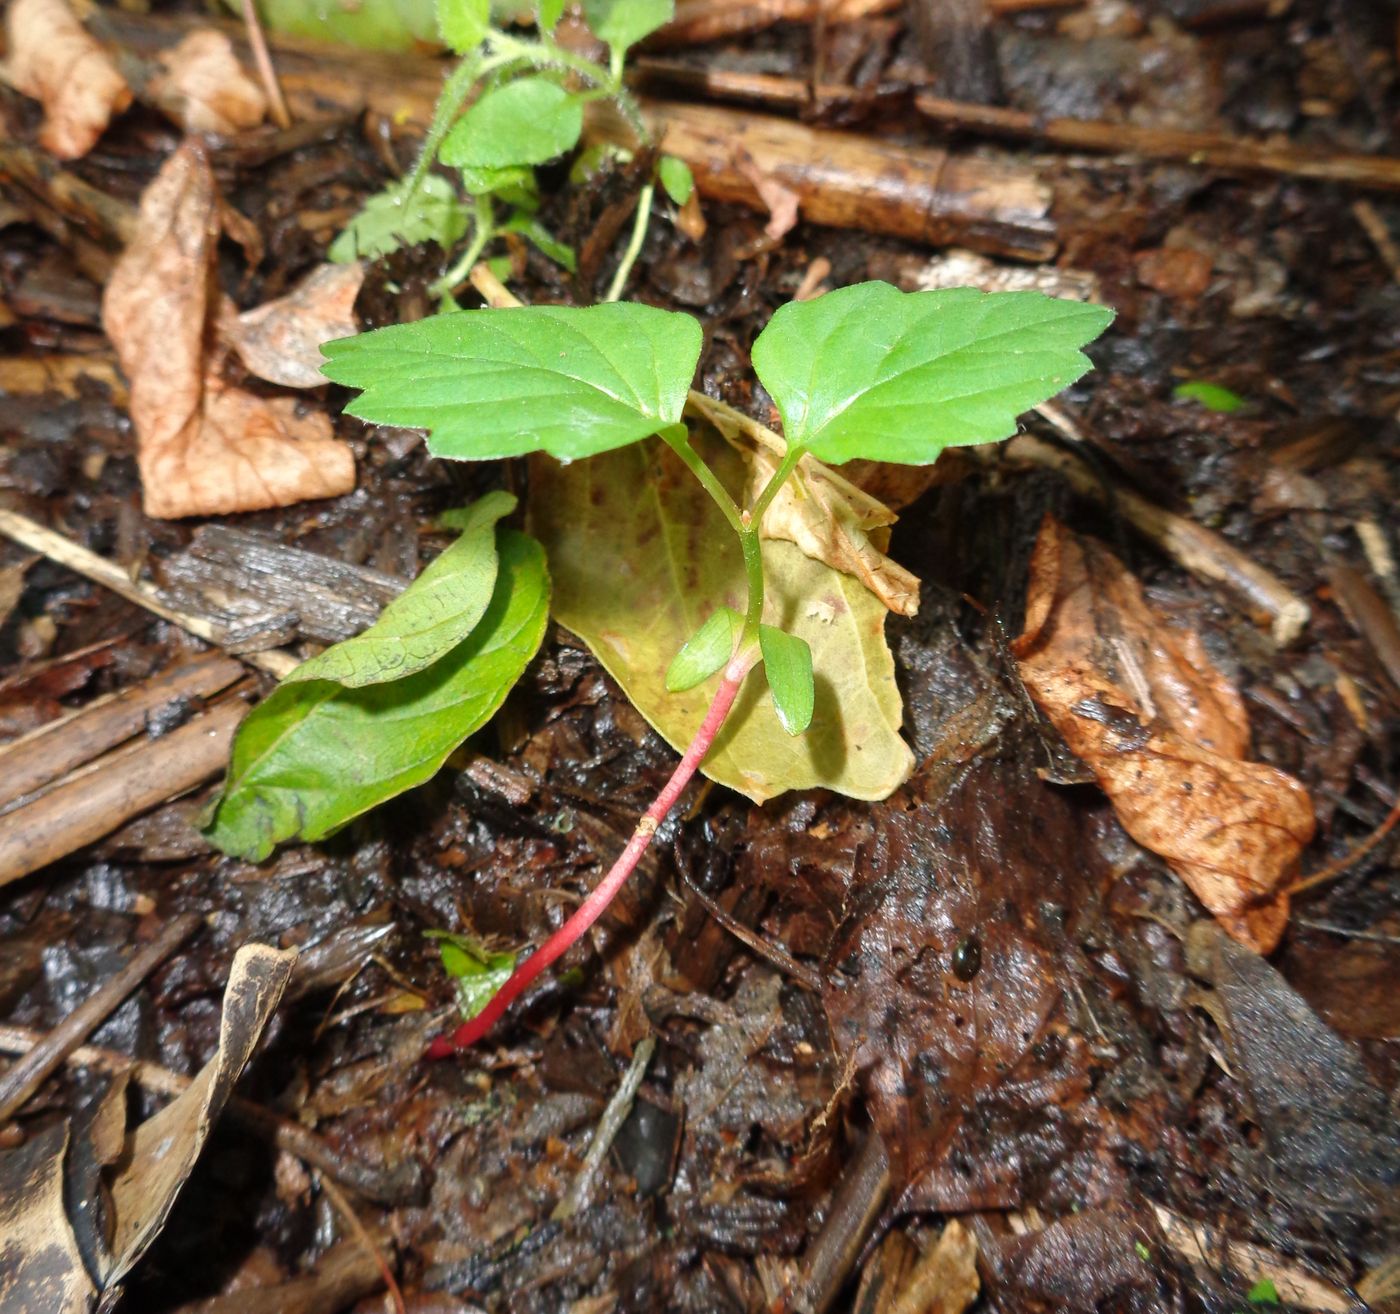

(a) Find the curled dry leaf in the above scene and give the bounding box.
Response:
[1012,515,1314,952]
[3,0,132,160]
[101,140,354,519]
[688,392,920,616]
[222,262,365,389]
[146,30,267,136]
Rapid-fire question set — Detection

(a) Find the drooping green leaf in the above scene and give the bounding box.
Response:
[500,213,577,272]
[204,530,549,861]
[658,155,693,206]
[284,492,515,689]
[667,606,742,692]
[583,0,672,53]
[1173,380,1245,413]
[426,931,516,1019]
[322,302,702,461]
[759,624,813,736]
[436,0,489,52]
[751,282,1114,465]
[529,435,912,802]
[441,77,583,169]
[328,175,470,263]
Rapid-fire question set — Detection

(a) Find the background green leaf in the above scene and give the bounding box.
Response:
[751,282,1114,464]
[285,492,515,688]
[582,0,672,52]
[666,606,742,692]
[232,0,438,51]
[658,155,694,205]
[529,434,912,803]
[328,176,469,263]
[759,624,814,736]
[536,0,567,30]
[441,77,583,169]
[436,0,489,52]
[322,302,702,461]
[204,530,549,861]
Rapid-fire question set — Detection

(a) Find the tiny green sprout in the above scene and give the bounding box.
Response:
[1246,1278,1280,1305]
[428,931,517,1021]
[1134,1241,1151,1262]
[1173,379,1246,413]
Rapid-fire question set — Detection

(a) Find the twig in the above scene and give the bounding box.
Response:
[0,912,200,1122]
[316,1171,405,1314]
[552,1036,656,1221]
[0,1022,422,1205]
[679,870,821,990]
[0,508,298,678]
[238,0,292,129]
[1286,792,1400,897]
[1353,200,1400,280]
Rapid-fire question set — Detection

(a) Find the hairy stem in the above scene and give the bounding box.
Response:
[604,181,656,303]
[431,199,496,304]
[427,649,754,1056]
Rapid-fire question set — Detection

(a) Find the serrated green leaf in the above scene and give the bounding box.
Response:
[437,0,489,52]
[204,530,549,861]
[284,492,514,689]
[667,606,742,692]
[441,77,583,169]
[426,931,516,1019]
[536,0,566,30]
[751,282,1114,465]
[322,302,702,461]
[759,624,813,735]
[583,0,672,52]
[328,175,470,263]
[658,155,693,205]
[529,434,912,802]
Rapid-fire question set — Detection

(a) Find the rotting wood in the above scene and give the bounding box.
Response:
[0,1023,423,1206]
[96,11,1056,260]
[0,912,199,1122]
[653,0,901,48]
[0,697,248,888]
[0,653,245,813]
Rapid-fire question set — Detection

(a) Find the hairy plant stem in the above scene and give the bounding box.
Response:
[431,199,496,303]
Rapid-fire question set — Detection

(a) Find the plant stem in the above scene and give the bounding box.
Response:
[427,648,754,1056]
[431,199,496,303]
[604,181,656,303]
[659,425,743,533]
[404,53,482,200]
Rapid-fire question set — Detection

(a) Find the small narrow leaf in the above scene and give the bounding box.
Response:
[285,491,515,688]
[441,77,583,169]
[436,0,489,52]
[426,931,516,1020]
[658,155,693,205]
[500,213,576,272]
[322,302,703,461]
[204,529,549,862]
[751,282,1114,465]
[1173,379,1245,413]
[759,624,813,735]
[328,175,469,263]
[583,0,672,52]
[666,606,742,692]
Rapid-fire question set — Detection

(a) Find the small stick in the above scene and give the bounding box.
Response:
[238,0,292,130]
[0,508,298,678]
[1286,792,1400,897]
[0,1022,422,1205]
[552,1035,656,1221]
[316,1171,405,1314]
[0,912,200,1122]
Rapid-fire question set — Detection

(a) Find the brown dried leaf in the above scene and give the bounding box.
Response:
[146,30,267,136]
[3,0,131,160]
[688,392,920,616]
[101,141,354,519]
[0,1125,95,1314]
[734,145,800,241]
[1012,515,1314,951]
[222,263,364,389]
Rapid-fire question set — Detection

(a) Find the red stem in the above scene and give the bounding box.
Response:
[427,653,752,1057]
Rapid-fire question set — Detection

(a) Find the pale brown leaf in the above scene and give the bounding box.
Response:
[4,0,131,160]
[1012,515,1314,952]
[147,30,267,136]
[101,141,355,519]
[222,263,364,389]
[734,144,800,241]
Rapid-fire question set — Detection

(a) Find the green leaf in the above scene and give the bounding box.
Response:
[582,0,672,52]
[1173,380,1245,413]
[751,282,1114,465]
[441,77,583,169]
[500,213,577,272]
[536,0,566,29]
[459,163,536,199]
[322,302,702,461]
[759,624,813,736]
[234,0,439,52]
[529,434,912,802]
[285,492,515,689]
[328,175,470,263]
[666,606,742,692]
[658,154,693,205]
[1246,1279,1280,1306]
[204,529,549,861]
[426,931,516,1019]
[436,0,489,52]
